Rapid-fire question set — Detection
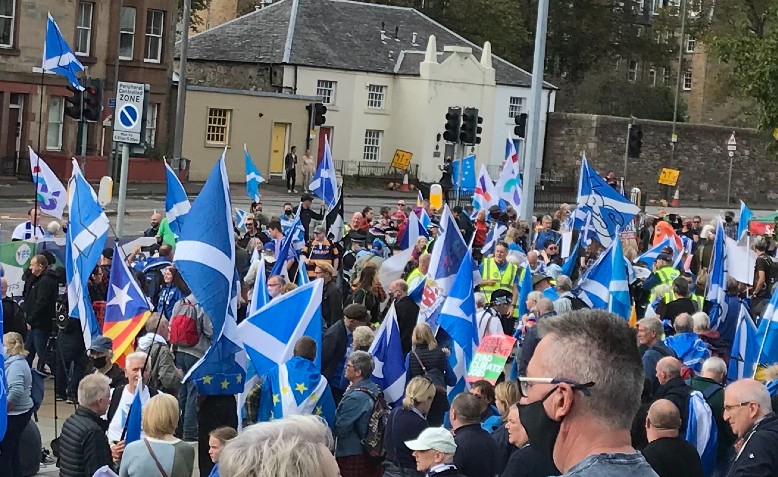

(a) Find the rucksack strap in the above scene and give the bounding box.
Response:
[702,383,723,401]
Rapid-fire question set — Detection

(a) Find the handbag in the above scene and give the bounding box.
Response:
[143,438,170,477]
[412,350,447,394]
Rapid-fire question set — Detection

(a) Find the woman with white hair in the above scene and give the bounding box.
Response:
[1,332,34,476]
[219,415,340,477]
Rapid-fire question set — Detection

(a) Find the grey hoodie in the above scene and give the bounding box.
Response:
[5,354,34,415]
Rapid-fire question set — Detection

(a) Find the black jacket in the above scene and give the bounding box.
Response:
[727,413,778,476]
[58,407,114,477]
[294,205,324,239]
[653,377,691,430]
[322,319,348,384]
[408,344,453,427]
[384,407,429,470]
[395,296,420,355]
[322,280,344,328]
[2,297,27,339]
[22,269,59,332]
[500,444,560,477]
[641,436,702,477]
[453,423,498,477]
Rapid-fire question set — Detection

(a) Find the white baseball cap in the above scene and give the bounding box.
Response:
[404,427,457,454]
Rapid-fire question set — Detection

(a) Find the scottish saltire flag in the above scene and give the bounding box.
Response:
[257,356,335,427]
[369,304,406,407]
[280,207,306,253]
[29,147,66,219]
[573,155,640,247]
[248,257,269,316]
[408,277,425,304]
[417,190,424,208]
[239,280,323,378]
[164,162,190,236]
[738,200,752,240]
[494,157,522,209]
[244,145,265,203]
[398,208,429,250]
[472,165,498,213]
[635,237,673,269]
[451,155,476,193]
[419,208,432,231]
[124,381,143,444]
[326,191,344,242]
[505,138,518,163]
[428,205,470,293]
[296,266,309,286]
[517,266,533,318]
[438,252,479,400]
[767,379,778,396]
[756,285,778,367]
[481,223,508,257]
[103,245,152,361]
[608,234,632,320]
[685,390,718,477]
[560,242,578,278]
[235,208,248,231]
[575,235,630,319]
[706,218,728,329]
[0,296,6,441]
[664,333,711,374]
[728,302,758,381]
[66,160,109,349]
[43,13,84,90]
[310,137,338,208]
[174,151,245,394]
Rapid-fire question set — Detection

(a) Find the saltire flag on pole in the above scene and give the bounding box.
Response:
[103,245,152,362]
[164,162,191,236]
[419,208,432,231]
[0,291,6,441]
[325,191,344,242]
[273,209,303,277]
[369,303,406,407]
[124,379,143,444]
[398,207,429,250]
[451,155,476,193]
[245,145,265,203]
[174,150,246,395]
[517,266,533,319]
[608,232,632,320]
[42,13,84,90]
[573,155,640,246]
[706,218,728,330]
[309,137,338,209]
[756,284,778,368]
[235,208,248,231]
[438,251,479,400]
[635,237,673,269]
[494,157,522,209]
[574,234,631,320]
[738,200,752,241]
[280,207,306,254]
[472,165,498,213]
[481,223,508,257]
[248,257,269,316]
[428,205,471,293]
[66,160,109,349]
[728,302,759,381]
[417,190,424,208]
[29,147,66,219]
[505,137,518,164]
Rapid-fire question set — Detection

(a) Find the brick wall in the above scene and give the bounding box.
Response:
[542,113,778,206]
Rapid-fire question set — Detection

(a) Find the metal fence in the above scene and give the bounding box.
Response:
[334,159,418,179]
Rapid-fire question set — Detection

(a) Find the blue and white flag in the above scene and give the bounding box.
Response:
[728,302,759,381]
[767,378,778,396]
[124,381,143,444]
[635,238,673,269]
[738,200,752,241]
[574,155,640,247]
[481,223,508,257]
[66,160,109,349]
[494,156,522,209]
[174,150,245,395]
[756,285,778,367]
[280,207,306,253]
[309,138,338,209]
[257,356,335,427]
[29,147,67,219]
[164,162,190,236]
[0,294,6,441]
[369,304,407,407]
[42,13,84,90]
[296,265,309,286]
[399,208,429,250]
[419,208,432,231]
[438,252,479,400]
[575,235,630,320]
[428,205,470,293]
[517,266,533,319]
[273,210,304,277]
[245,145,265,203]
[706,218,728,329]
[685,390,718,477]
[235,208,248,231]
[248,257,269,316]
[451,155,476,193]
[608,234,632,320]
[664,332,711,374]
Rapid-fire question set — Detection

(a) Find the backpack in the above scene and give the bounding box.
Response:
[568,296,589,311]
[356,387,390,460]
[169,299,201,347]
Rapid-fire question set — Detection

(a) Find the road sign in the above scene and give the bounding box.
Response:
[390,149,413,171]
[727,131,737,151]
[658,168,680,187]
[112,81,145,144]
[108,98,116,108]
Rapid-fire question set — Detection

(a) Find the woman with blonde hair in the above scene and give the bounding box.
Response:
[490,381,522,473]
[119,393,195,477]
[412,236,428,261]
[353,325,375,351]
[383,377,437,477]
[407,323,455,426]
[1,332,34,477]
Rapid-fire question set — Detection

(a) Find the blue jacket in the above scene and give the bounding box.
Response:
[157,285,185,319]
[5,353,33,415]
[334,379,381,457]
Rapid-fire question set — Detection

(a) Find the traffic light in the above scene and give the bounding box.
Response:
[628,124,643,158]
[459,107,482,145]
[82,79,103,123]
[443,107,461,143]
[514,113,528,138]
[64,84,83,120]
[313,102,327,126]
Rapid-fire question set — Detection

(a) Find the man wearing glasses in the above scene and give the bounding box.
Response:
[723,379,778,475]
[517,309,658,476]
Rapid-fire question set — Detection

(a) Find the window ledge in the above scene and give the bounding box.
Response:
[364,108,389,116]
[77,55,98,66]
[0,47,21,57]
[205,143,231,148]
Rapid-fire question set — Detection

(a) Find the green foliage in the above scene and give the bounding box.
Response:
[180,0,212,27]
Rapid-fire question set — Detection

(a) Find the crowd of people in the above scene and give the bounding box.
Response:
[2,195,778,477]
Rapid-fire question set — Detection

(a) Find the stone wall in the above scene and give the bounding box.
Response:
[186,60,278,91]
[542,113,778,206]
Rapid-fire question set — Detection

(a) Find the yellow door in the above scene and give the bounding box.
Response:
[270,123,289,175]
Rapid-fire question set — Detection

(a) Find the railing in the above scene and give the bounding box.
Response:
[333,159,418,179]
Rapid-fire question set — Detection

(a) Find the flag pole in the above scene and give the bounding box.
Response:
[34,68,45,231]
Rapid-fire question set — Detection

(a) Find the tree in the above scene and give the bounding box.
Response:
[180,0,212,28]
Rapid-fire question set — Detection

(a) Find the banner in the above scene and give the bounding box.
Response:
[466,334,517,384]
[0,241,35,297]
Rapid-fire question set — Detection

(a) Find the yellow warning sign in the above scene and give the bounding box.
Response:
[658,168,680,187]
[391,149,413,171]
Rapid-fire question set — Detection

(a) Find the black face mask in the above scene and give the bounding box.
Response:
[92,356,108,369]
[518,387,563,460]
[285,210,293,216]
[725,217,733,223]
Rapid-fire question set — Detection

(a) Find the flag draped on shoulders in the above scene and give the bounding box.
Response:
[369,304,406,407]
[258,356,335,427]
[29,147,67,219]
[685,390,717,477]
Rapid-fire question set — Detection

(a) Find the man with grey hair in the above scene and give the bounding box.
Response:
[653,356,691,430]
[518,298,556,377]
[690,357,735,471]
[664,313,711,374]
[58,374,115,477]
[641,399,703,477]
[724,379,778,475]
[518,309,658,475]
[637,317,677,391]
[106,351,157,448]
[553,275,588,315]
[137,313,182,394]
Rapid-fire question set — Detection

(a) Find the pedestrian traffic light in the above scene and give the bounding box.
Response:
[628,125,643,158]
[314,102,327,126]
[460,107,482,145]
[514,113,528,138]
[64,84,83,120]
[82,78,103,123]
[443,107,461,143]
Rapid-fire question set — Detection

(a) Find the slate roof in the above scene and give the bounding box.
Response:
[184,0,555,88]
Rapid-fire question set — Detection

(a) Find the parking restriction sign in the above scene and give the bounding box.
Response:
[112,82,145,144]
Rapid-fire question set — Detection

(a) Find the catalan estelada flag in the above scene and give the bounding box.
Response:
[103,245,151,362]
